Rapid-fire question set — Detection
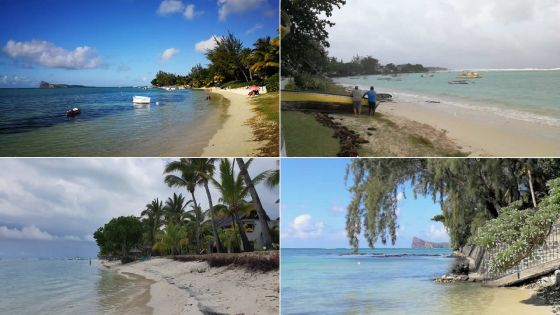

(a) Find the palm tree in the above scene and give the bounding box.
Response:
[185,204,209,254]
[235,158,273,249]
[140,198,164,250]
[163,193,190,225]
[217,227,240,253]
[211,158,254,251]
[153,223,188,255]
[188,159,224,253]
[164,160,200,214]
[250,36,279,79]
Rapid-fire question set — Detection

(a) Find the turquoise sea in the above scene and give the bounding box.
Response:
[0,87,225,156]
[281,248,549,315]
[334,70,560,127]
[0,259,151,314]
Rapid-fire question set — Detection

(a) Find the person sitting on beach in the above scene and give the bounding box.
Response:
[363,86,377,116]
[351,86,362,116]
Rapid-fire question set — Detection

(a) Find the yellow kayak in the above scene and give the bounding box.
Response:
[281,90,390,112]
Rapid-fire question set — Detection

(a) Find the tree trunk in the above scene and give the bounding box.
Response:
[528,170,537,208]
[189,191,201,253]
[204,181,224,253]
[233,214,252,251]
[241,70,249,82]
[236,158,273,249]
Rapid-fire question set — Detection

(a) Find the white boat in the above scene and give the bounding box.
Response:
[133,96,150,104]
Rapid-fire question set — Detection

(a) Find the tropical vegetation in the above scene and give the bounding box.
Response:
[94,158,279,263]
[151,33,279,91]
[344,159,560,256]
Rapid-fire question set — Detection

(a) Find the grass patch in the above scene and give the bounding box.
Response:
[252,92,279,122]
[248,92,279,156]
[282,111,339,156]
[172,251,278,272]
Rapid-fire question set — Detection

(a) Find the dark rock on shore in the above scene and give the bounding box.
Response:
[312,112,369,157]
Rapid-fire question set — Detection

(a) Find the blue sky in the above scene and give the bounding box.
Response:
[281,158,449,249]
[0,0,279,87]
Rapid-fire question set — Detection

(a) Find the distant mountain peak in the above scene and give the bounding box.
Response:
[411,237,449,249]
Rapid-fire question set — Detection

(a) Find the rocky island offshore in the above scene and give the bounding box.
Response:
[411,237,449,248]
[39,81,88,88]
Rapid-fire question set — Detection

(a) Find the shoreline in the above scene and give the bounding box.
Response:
[201,88,264,156]
[102,257,279,315]
[379,97,560,156]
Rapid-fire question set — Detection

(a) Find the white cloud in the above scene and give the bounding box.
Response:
[218,0,266,21]
[429,224,449,241]
[284,214,324,239]
[161,48,180,61]
[327,0,560,69]
[183,4,195,19]
[246,23,263,34]
[0,225,86,241]
[0,74,32,87]
[2,40,104,69]
[194,36,221,52]
[0,225,54,240]
[396,192,404,201]
[157,0,184,15]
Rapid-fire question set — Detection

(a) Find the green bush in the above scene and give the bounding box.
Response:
[293,73,331,91]
[264,73,279,92]
[473,178,560,273]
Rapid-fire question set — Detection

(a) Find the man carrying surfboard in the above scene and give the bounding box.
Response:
[363,86,377,116]
[351,86,362,116]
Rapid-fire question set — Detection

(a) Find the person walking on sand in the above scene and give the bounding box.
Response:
[351,86,362,116]
[363,86,377,116]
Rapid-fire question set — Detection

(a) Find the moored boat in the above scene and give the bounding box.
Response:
[457,71,482,78]
[281,90,392,112]
[66,107,81,117]
[133,96,150,104]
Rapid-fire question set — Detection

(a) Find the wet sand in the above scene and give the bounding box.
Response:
[104,258,279,315]
[380,100,560,156]
[201,88,264,157]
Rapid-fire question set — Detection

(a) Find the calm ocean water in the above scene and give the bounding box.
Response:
[0,259,150,314]
[0,87,225,156]
[281,248,547,314]
[334,70,560,127]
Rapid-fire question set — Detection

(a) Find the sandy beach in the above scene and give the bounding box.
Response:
[103,258,279,315]
[377,99,560,156]
[201,88,264,157]
[322,97,560,157]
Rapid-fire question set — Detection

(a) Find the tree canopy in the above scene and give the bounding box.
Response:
[281,0,346,75]
[345,159,560,252]
[150,33,279,89]
[93,216,144,258]
[94,159,280,262]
